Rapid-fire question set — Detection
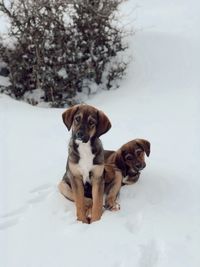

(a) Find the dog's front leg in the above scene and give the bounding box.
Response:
[105,171,122,211]
[91,165,104,223]
[70,177,88,223]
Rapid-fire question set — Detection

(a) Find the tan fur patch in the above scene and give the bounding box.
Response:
[91,164,104,180]
[68,161,83,177]
[58,180,74,201]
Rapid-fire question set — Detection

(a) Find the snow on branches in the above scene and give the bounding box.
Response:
[0,0,128,107]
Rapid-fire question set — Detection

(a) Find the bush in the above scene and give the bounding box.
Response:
[0,0,128,107]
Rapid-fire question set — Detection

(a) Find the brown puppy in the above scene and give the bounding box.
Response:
[58,104,111,223]
[104,139,150,210]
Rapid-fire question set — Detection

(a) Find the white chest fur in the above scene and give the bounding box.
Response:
[76,141,94,184]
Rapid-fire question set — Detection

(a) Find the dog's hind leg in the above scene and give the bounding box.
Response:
[58,180,92,205]
[58,180,74,201]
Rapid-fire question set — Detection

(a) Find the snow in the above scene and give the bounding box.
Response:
[0,76,10,87]
[23,88,45,105]
[58,68,68,79]
[1,0,200,267]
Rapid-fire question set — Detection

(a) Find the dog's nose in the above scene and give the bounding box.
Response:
[76,131,84,139]
[135,162,146,171]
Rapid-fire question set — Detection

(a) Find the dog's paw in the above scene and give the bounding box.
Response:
[111,202,120,211]
[86,207,92,221]
[105,201,120,211]
[77,215,90,224]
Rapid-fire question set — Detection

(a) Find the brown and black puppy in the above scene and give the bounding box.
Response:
[104,139,150,210]
[58,104,111,223]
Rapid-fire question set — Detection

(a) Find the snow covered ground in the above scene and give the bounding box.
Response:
[1,0,200,266]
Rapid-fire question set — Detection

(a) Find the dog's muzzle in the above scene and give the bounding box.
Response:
[122,172,140,185]
[74,131,89,143]
[128,169,140,177]
[134,162,146,171]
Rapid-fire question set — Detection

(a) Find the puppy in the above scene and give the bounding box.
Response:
[58,104,111,223]
[104,139,150,210]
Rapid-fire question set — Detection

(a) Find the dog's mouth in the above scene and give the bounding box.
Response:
[73,134,90,143]
[128,169,140,177]
[122,171,140,185]
[75,137,89,143]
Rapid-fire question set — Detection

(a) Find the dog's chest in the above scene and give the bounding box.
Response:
[77,142,94,184]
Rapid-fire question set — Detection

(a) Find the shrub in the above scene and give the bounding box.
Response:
[0,0,128,107]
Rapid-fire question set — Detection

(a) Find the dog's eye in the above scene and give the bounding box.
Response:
[135,149,143,157]
[74,116,80,123]
[126,155,133,161]
[88,120,95,127]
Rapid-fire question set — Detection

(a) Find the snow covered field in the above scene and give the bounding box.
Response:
[1,1,200,266]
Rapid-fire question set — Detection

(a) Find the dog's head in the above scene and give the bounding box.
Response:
[116,139,151,182]
[62,104,111,143]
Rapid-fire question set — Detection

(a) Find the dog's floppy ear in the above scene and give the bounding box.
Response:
[136,139,151,157]
[62,105,79,131]
[96,110,111,137]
